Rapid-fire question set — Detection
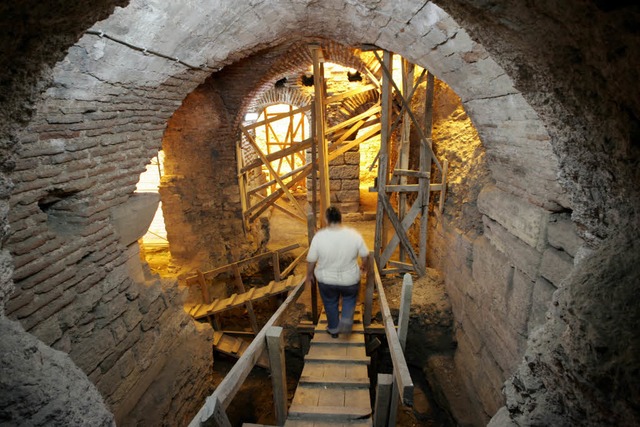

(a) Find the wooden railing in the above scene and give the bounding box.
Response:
[188,278,306,427]
[364,254,414,409]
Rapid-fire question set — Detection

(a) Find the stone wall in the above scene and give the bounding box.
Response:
[2,35,214,424]
[0,1,638,426]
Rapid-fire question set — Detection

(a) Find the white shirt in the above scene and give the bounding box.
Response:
[307,225,369,286]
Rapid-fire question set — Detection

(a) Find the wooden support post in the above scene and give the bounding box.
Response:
[399,59,414,263]
[363,251,375,326]
[306,209,318,323]
[310,45,330,224]
[272,252,281,282]
[266,327,288,426]
[374,49,393,269]
[232,264,259,334]
[439,159,448,213]
[388,273,414,426]
[236,142,249,233]
[419,72,435,274]
[374,374,393,427]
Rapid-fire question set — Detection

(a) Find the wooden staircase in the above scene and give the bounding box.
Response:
[185,274,303,320]
[285,309,372,426]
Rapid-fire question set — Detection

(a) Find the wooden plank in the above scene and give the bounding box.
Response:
[325,103,381,135]
[392,169,429,179]
[310,45,330,223]
[241,138,313,174]
[267,327,288,425]
[373,374,393,427]
[189,279,306,426]
[372,261,413,405]
[310,333,364,345]
[287,404,371,420]
[304,355,369,365]
[373,50,442,173]
[374,49,392,269]
[324,83,377,105]
[250,194,307,224]
[281,247,308,278]
[299,376,369,388]
[242,128,306,219]
[384,184,419,192]
[439,159,448,213]
[363,256,374,326]
[285,420,372,427]
[378,193,422,274]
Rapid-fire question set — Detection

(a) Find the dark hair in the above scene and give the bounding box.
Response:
[326,206,342,224]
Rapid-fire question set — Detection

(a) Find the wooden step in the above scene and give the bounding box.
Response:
[289,386,371,421]
[300,361,369,387]
[212,332,269,369]
[310,333,365,346]
[284,420,372,427]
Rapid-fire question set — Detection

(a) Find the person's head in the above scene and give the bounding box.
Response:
[325,206,342,225]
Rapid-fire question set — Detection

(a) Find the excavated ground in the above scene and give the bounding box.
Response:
[143,197,459,426]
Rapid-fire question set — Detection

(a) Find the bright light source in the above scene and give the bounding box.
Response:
[244,112,259,121]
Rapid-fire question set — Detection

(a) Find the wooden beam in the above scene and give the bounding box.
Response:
[240,138,312,174]
[379,192,424,276]
[373,50,442,173]
[325,104,381,135]
[242,128,307,219]
[311,46,330,223]
[232,264,259,334]
[388,273,414,426]
[372,260,414,406]
[374,49,393,268]
[374,374,393,427]
[266,327,288,426]
[324,83,377,105]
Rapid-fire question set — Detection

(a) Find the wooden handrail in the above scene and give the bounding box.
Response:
[185,244,300,286]
[364,256,414,406]
[188,278,306,426]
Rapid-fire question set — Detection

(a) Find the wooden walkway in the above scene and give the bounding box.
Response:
[285,310,372,426]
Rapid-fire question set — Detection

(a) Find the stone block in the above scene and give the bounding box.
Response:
[507,270,535,335]
[341,179,360,190]
[334,189,360,202]
[329,164,359,179]
[329,180,342,191]
[482,216,542,280]
[547,214,583,257]
[539,247,574,287]
[141,296,167,331]
[344,151,360,164]
[528,276,556,334]
[122,303,143,332]
[70,327,116,373]
[471,236,513,307]
[477,185,551,251]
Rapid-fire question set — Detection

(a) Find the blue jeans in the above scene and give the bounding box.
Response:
[318,282,359,334]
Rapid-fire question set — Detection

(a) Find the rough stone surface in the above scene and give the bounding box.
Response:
[0,1,638,426]
[502,229,640,426]
[0,316,115,426]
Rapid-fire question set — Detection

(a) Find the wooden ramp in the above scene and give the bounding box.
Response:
[285,310,372,426]
[186,274,303,320]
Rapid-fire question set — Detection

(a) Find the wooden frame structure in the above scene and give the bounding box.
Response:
[370,49,448,277]
[237,45,383,234]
